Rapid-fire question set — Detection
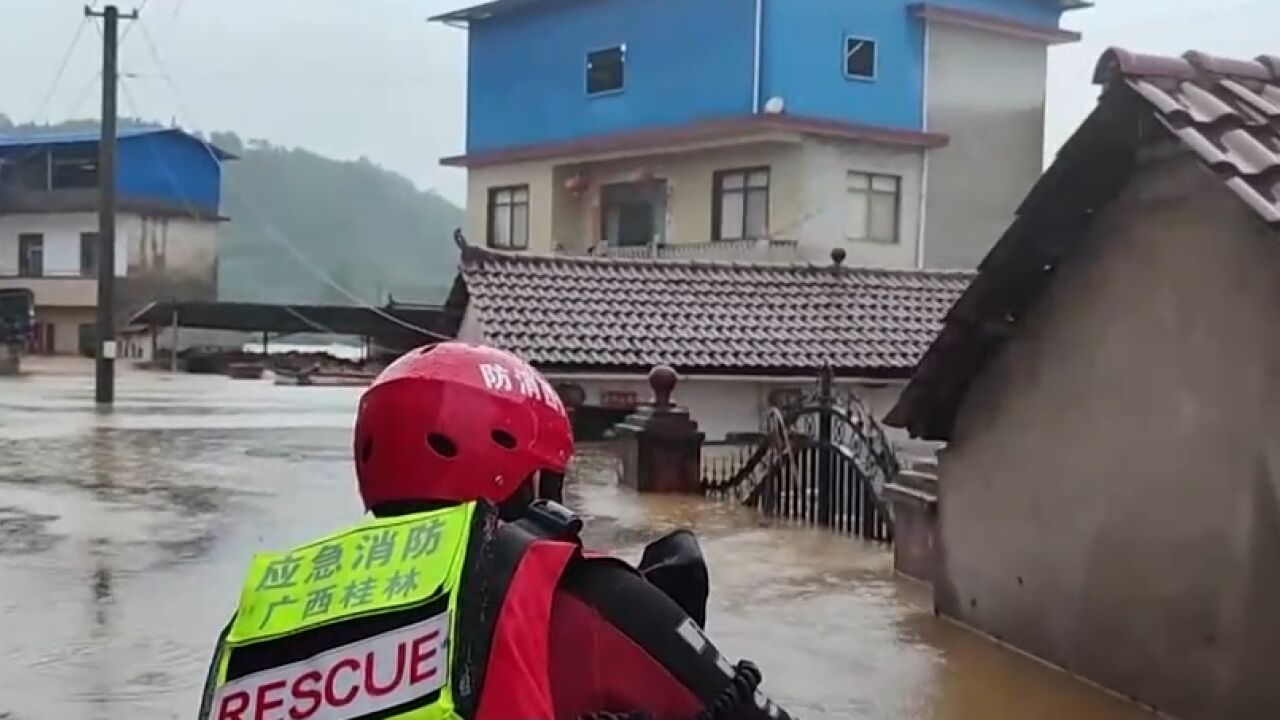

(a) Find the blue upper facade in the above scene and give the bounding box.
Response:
[0,128,232,218]
[437,0,1077,154]
[463,0,756,153]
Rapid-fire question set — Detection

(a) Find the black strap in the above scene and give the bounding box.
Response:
[451,501,554,718]
[511,499,583,544]
[693,660,773,720]
[195,618,233,720]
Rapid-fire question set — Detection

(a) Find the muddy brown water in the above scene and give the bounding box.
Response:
[0,363,1155,719]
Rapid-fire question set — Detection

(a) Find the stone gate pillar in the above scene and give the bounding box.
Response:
[615,366,705,494]
[884,460,939,584]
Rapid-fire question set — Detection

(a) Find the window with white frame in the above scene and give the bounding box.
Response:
[844,37,877,80]
[846,172,900,244]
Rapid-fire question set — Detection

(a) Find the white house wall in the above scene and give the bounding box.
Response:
[464,161,556,251]
[465,136,930,264]
[797,138,925,268]
[552,373,915,446]
[121,214,219,280]
[924,23,1048,269]
[551,141,806,253]
[0,212,127,277]
[0,212,217,281]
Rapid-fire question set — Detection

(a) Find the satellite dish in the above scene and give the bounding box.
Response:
[764,96,786,114]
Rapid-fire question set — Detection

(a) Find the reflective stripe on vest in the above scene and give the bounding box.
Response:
[211,504,476,720]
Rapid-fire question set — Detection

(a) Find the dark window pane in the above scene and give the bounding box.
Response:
[845,38,877,79]
[81,232,99,276]
[18,234,44,277]
[587,46,625,95]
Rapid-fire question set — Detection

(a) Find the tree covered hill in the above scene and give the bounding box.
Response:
[0,116,463,305]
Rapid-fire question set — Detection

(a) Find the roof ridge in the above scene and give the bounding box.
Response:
[459,243,976,277]
[1096,47,1280,86]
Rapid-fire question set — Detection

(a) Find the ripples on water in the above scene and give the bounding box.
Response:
[0,366,1152,720]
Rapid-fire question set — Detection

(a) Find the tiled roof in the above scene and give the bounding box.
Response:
[1097,49,1280,226]
[886,48,1280,439]
[453,245,973,375]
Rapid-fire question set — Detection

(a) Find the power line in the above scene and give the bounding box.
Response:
[126,18,450,342]
[116,0,152,45]
[34,16,92,123]
[117,81,363,344]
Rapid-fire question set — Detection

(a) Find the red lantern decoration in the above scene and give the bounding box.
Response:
[564,174,588,196]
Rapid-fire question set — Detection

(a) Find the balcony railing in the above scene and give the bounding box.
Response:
[567,237,802,262]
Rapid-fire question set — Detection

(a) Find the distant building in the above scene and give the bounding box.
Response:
[887,49,1280,720]
[0,128,234,355]
[433,0,1088,267]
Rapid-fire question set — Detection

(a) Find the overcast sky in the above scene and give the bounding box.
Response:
[0,0,1272,205]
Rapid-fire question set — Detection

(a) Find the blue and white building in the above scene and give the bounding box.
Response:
[434,0,1088,267]
[0,128,233,355]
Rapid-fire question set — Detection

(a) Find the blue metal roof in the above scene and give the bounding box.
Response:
[0,127,236,160]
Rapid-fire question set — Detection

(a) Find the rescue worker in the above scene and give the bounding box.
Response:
[198,342,792,720]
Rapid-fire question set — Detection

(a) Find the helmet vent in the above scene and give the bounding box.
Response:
[491,429,518,450]
[426,433,459,459]
[360,437,375,464]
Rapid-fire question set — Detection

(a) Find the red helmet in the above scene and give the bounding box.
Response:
[353,342,573,511]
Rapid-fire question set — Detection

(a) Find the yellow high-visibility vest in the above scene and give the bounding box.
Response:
[208,504,475,720]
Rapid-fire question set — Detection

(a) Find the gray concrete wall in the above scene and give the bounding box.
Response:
[923,24,1047,269]
[937,155,1280,720]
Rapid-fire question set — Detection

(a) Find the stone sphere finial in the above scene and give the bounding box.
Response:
[649,365,679,407]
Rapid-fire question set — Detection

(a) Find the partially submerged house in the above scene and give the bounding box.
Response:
[886,49,1280,720]
[448,239,970,445]
[0,128,233,355]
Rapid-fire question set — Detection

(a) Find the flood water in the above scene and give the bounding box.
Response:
[0,361,1156,720]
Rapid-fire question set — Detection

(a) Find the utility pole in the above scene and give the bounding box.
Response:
[85,4,138,405]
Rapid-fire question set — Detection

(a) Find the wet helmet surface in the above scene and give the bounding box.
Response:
[353,342,573,511]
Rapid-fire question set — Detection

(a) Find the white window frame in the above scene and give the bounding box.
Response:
[845,171,901,244]
[843,36,878,82]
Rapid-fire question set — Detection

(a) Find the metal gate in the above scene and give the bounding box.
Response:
[702,369,897,541]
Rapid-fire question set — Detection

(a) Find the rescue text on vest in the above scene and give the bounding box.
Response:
[214,613,448,720]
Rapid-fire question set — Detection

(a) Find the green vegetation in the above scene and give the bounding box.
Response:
[0,117,463,305]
